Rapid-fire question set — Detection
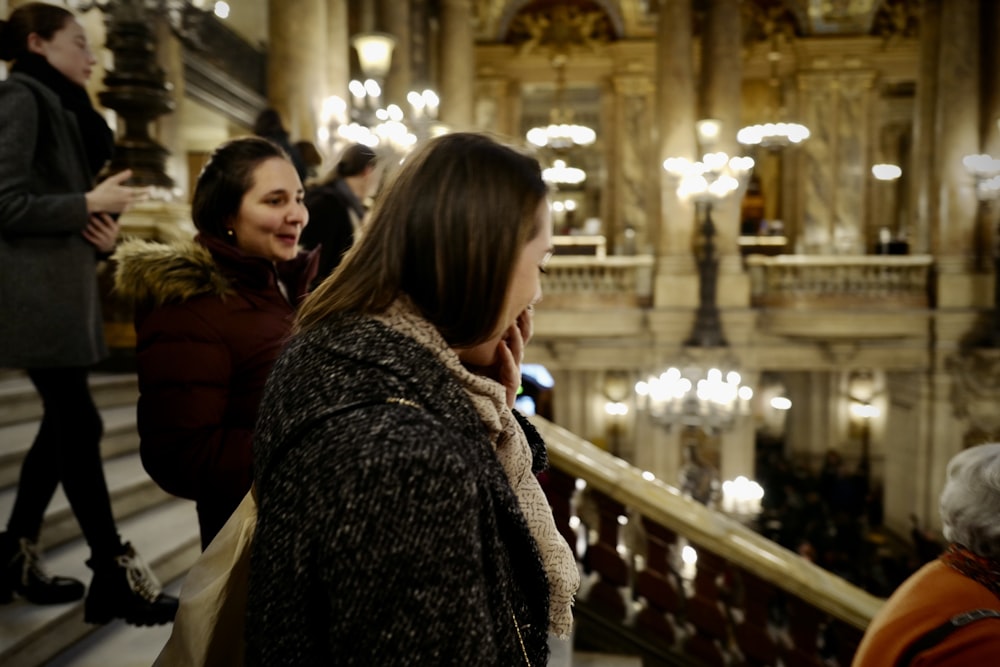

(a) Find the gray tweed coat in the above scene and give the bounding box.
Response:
[247,312,552,666]
[0,73,105,369]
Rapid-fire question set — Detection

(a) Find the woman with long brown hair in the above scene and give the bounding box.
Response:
[247,133,578,665]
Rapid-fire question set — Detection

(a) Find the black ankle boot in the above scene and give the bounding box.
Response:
[0,532,85,605]
[83,542,178,626]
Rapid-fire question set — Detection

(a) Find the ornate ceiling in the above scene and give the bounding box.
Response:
[473,0,920,43]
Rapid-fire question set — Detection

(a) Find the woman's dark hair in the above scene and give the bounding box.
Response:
[0,2,75,62]
[336,144,377,178]
[191,137,290,240]
[298,132,548,348]
[252,108,287,138]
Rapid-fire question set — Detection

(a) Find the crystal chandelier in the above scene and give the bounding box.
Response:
[738,40,809,151]
[542,159,586,185]
[964,153,1000,200]
[526,57,596,150]
[635,365,753,433]
[318,32,446,159]
[736,122,810,149]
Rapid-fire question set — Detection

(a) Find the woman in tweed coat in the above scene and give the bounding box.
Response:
[247,133,579,665]
[0,3,175,626]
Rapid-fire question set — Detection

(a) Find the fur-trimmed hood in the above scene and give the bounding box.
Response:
[113,237,233,307]
[113,235,318,310]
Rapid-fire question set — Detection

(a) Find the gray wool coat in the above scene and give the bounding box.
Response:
[247,312,553,666]
[0,73,106,369]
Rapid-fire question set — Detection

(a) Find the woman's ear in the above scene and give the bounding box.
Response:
[26,32,48,56]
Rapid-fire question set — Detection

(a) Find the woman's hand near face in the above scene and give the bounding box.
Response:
[82,212,120,253]
[497,306,534,408]
[460,307,535,408]
[85,169,145,214]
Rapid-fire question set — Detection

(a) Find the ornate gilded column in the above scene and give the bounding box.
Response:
[655,0,697,261]
[439,0,474,129]
[699,0,742,257]
[378,0,411,107]
[156,21,186,200]
[327,0,350,113]
[908,0,941,255]
[268,0,326,142]
[933,0,980,260]
[798,69,876,254]
[611,74,655,258]
[986,3,1000,158]
[474,76,516,136]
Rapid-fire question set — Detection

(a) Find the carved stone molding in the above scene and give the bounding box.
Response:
[947,349,1000,437]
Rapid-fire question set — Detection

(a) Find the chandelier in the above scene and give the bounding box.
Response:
[526,56,596,150]
[319,32,446,159]
[635,365,753,433]
[736,122,810,149]
[542,159,586,185]
[738,39,809,151]
[964,153,1000,200]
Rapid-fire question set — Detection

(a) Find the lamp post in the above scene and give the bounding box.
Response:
[320,33,443,160]
[963,152,1000,346]
[664,119,755,347]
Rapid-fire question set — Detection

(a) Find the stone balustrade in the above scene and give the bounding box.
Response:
[532,416,883,666]
[540,256,655,309]
[538,253,934,313]
[745,255,934,309]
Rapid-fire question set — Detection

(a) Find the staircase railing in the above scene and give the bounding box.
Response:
[533,417,883,666]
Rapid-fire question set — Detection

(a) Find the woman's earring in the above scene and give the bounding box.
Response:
[226,228,235,238]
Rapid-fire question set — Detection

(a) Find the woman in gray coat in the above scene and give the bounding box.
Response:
[0,2,176,626]
[248,133,579,665]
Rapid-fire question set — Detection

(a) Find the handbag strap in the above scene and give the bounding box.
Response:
[896,608,1000,667]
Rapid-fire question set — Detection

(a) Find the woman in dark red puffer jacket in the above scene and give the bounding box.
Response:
[114,137,318,548]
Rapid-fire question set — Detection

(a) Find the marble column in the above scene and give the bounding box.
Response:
[612,74,656,258]
[268,0,327,143]
[986,3,1000,158]
[932,0,980,261]
[438,0,474,129]
[475,77,515,136]
[155,21,186,201]
[699,0,743,257]
[655,0,697,260]
[378,0,411,107]
[409,0,431,85]
[783,371,834,469]
[908,0,941,255]
[327,0,350,117]
[798,70,876,254]
[982,2,1000,275]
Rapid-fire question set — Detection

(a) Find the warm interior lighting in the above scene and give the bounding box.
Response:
[737,122,811,148]
[963,153,1000,200]
[871,164,902,181]
[351,32,396,80]
[542,159,586,185]
[526,57,596,150]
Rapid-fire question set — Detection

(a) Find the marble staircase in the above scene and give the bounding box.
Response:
[0,372,644,667]
[0,373,200,667]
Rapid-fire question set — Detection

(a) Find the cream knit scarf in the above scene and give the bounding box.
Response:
[374,300,579,637]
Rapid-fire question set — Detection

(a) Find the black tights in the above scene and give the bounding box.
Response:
[6,367,122,559]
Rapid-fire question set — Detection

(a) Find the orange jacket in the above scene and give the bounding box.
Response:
[852,559,1000,666]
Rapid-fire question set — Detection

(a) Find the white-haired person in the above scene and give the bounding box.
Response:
[852,443,1000,666]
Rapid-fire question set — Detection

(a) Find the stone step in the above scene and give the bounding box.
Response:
[46,578,183,667]
[0,404,140,491]
[0,450,172,552]
[0,374,138,429]
[0,499,199,667]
